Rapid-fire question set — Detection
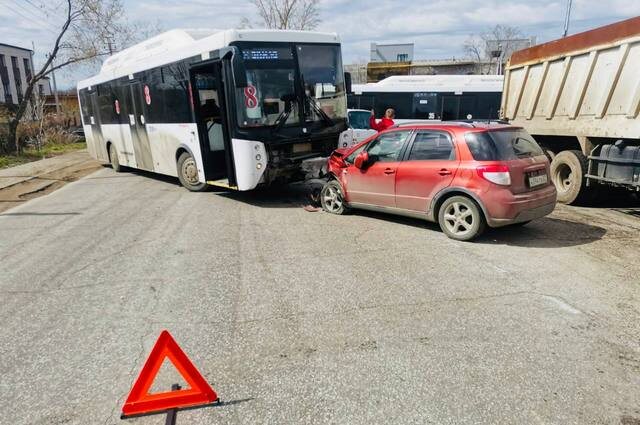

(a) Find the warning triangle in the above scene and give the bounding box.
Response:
[121,330,218,417]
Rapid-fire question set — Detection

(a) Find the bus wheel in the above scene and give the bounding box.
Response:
[177,152,208,192]
[109,144,122,172]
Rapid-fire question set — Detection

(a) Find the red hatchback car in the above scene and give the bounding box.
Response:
[321,122,557,241]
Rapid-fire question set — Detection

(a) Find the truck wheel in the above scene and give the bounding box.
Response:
[109,144,122,172]
[177,152,208,192]
[550,150,592,205]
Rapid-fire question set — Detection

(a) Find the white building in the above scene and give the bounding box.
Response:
[0,43,51,106]
[370,42,414,63]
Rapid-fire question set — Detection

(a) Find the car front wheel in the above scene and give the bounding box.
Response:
[438,196,486,241]
[320,180,348,215]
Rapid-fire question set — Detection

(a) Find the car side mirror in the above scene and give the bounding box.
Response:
[354,151,369,169]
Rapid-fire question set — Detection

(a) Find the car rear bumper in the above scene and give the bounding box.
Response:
[485,185,557,227]
[487,201,556,227]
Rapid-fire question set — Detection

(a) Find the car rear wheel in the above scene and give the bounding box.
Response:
[109,144,122,172]
[438,196,486,241]
[321,180,348,215]
[177,152,208,192]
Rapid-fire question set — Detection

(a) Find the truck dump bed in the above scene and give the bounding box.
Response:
[501,16,640,139]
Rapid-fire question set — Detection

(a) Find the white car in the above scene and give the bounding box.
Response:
[338,109,378,149]
[338,109,440,149]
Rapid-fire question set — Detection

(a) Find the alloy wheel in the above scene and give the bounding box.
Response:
[443,201,475,237]
[323,185,343,213]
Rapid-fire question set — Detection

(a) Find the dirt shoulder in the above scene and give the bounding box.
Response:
[0,150,102,213]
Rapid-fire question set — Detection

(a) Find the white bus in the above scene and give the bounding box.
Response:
[77,29,348,191]
[347,75,504,121]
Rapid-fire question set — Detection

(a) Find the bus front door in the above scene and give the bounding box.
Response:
[190,62,234,186]
[127,81,154,170]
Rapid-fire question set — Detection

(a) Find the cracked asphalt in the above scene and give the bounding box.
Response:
[1,167,639,425]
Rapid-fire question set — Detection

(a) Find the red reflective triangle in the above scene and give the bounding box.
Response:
[121,330,218,417]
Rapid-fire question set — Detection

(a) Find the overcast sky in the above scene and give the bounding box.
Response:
[1,0,639,88]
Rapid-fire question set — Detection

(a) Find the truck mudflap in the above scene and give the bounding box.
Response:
[586,141,640,189]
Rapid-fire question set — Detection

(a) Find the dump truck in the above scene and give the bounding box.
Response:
[501,17,640,204]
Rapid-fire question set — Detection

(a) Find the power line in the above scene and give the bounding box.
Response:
[23,0,65,20]
[2,0,61,33]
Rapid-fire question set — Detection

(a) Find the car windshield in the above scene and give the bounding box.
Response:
[348,110,371,129]
[297,44,347,123]
[235,46,299,128]
[465,129,544,161]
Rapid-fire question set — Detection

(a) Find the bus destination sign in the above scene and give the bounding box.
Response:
[242,47,293,61]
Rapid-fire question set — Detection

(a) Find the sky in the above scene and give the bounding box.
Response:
[1,0,639,88]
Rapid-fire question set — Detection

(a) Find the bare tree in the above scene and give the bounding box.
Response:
[2,0,129,154]
[246,0,321,30]
[463,25,527,74]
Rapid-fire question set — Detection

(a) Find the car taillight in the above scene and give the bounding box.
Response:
[477,165,511,186]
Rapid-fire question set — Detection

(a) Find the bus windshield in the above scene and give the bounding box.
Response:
[234,43,346,128]
[297,44,347,124]
[236,46,299,128]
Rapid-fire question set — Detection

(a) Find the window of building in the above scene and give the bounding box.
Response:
[397,54,409,62]
[23,58,32,81]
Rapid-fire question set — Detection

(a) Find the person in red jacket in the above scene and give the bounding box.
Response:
[369,108,395,132]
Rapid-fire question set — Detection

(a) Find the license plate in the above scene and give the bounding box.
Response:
[292,143,312,153]
[528,173,548,188]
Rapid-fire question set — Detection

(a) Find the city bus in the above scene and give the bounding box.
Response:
[347,75,504,121]
[77,29,348,191]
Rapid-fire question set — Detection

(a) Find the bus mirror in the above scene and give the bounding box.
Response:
[221,47,248,88]
[345,72,353,94]
[232,53,248,88]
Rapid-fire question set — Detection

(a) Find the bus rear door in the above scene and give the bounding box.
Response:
[127,81,154,170]
[88,90,107,161]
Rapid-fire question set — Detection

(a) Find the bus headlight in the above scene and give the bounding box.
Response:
[256,163,262,170]
[256,154,261,161]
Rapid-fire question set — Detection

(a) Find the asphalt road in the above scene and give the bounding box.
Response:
[1,166,639,425]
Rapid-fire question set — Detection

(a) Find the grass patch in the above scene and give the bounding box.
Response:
[0,141,86,169]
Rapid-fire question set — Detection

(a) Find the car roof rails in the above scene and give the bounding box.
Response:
[453,119,511,125]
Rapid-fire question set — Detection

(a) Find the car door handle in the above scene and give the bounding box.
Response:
[384,168,395,175]
[438,169,452,176]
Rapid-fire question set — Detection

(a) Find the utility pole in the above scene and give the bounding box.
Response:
[563,0,573,37]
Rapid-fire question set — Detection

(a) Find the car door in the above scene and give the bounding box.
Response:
[395,130,460,212]
[343,130,413,207]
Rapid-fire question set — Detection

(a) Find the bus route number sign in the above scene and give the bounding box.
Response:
[144,85,151,105]
[244,84,258,109]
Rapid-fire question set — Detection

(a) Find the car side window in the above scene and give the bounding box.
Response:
[366,130,412,163]
[408,131,455,161]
